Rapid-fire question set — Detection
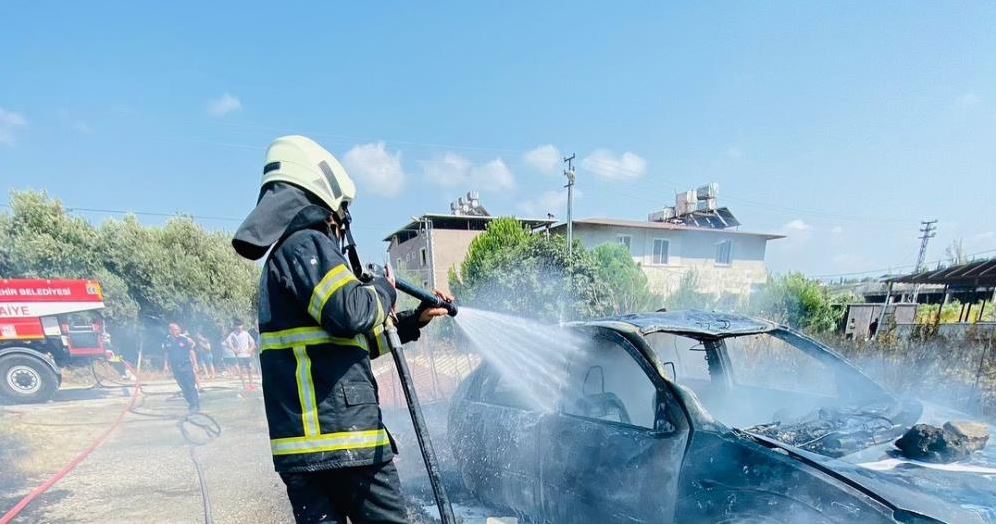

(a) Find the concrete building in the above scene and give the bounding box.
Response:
[383,192,553,294]
[385,185,782,300]
[548,218,783,298]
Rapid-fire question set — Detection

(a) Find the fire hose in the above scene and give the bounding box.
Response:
[0,370,142,524]
[0,365,223,524]
[384,277,458,524]
[356,261,457,523]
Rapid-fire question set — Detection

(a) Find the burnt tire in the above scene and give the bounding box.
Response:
[0,354,58,404]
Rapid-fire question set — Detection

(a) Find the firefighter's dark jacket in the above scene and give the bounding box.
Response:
[258,210,423,473]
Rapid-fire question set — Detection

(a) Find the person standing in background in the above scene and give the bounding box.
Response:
[223,320,257,387]
[163,322,200,412]
[195,331,217,379]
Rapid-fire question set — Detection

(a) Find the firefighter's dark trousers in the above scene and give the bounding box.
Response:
[171,365,200,412]
[279,460,406,524]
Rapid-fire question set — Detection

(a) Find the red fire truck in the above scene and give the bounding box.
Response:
[0,278,110,403]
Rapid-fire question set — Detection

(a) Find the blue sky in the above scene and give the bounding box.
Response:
[2,1,994,277]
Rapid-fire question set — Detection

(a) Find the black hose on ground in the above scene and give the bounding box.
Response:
[127,395,221,524]
[113,369,222,525]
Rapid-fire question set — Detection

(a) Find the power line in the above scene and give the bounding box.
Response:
[0,202,422,233]
[811,247,996,280]
[577,157,917,225]
[152,113,926,227]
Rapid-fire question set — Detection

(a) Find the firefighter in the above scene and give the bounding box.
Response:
[163,322,200,413]
[232,135,451,524]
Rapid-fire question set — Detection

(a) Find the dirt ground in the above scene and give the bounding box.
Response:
[0,378,294,523]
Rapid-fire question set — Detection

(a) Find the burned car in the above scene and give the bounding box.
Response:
[448,310,996,523]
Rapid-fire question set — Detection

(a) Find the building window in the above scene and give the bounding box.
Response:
[420,248,427,267]
[617,235,632,252]
[652,239,669,265]
[716,240,732,265]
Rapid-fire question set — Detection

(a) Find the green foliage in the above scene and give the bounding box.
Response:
[0,190,259,340]
[750,272,852,333]
[452,218,662,321]
[666,269,716,310]
[593,243,662,313]
[916,300,996,324]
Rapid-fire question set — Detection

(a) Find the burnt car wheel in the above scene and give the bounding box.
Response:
[0,354,58,404]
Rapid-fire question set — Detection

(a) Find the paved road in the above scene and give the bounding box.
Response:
[1,379,293,523]
[0,377,496,523]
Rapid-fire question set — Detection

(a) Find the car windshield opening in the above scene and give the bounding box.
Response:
[647,329,904,457]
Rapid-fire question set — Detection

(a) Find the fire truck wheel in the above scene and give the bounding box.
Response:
[0,354,58,404]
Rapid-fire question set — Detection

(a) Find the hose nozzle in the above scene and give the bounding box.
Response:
[395,278,458,317]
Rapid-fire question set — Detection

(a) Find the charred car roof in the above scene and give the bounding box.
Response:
[574,309,778,338]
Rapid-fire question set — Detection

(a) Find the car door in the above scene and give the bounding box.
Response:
[451,364,544,516]
[539,329,690,523]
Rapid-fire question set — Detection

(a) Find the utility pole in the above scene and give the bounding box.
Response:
[911,219,937,303]
[563,153,576,259]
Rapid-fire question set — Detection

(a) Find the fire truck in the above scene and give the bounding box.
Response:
[0,278,110,403]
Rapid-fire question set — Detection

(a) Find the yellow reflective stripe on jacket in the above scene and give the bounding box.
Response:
[307,264,357,320]
[270,429,391,456]
[260,327,368,352]
[292,346,321,436]
[366,286,386,326]
[371,325,389,359]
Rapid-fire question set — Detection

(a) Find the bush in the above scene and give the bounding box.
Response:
[751,272,854,333]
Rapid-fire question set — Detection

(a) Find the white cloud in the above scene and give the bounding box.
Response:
[831,225,843,235]
[421,152,472,187]
[421,153,516,192]
[523,144,562,176]
[342,142,406,197]
[956,92,982,109]
[206,93,242,117]
[780,219,813,242]
[470,158,516,191]
[0,107,28,145]
[783,219,811,232]
[725,146,743,159]
[581,149,647,180]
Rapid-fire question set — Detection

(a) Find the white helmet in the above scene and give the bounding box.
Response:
[261,135,356,217]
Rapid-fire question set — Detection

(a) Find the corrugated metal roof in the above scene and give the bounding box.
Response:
[888,257,996,286]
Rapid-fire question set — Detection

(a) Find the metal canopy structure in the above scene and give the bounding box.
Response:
[872,257,996,337]
[887,257,996,287]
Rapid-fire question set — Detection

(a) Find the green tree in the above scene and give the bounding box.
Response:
[450,218,613,321]
[593,243,662,314]
[0,190,260,354]
[750,272,852,333]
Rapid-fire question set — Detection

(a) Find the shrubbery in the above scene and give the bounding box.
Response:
[0,190,259,353]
